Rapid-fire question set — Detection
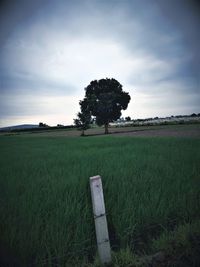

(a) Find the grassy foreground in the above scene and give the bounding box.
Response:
[0,135,200,266]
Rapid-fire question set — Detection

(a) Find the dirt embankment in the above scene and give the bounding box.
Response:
[2,124,200,138]
[112,126,200,138]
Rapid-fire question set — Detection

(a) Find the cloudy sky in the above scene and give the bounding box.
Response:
[0,0,199,127]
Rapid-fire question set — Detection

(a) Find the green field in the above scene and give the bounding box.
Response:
[0,135,200,266]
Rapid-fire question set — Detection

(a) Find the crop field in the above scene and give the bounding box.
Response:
[0,133,200,266]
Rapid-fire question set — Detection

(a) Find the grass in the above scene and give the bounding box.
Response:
[0,135,200,266]
[151,219,200,267]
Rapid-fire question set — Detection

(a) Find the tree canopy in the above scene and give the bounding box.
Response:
[74,98,91,136]
[82,78,131,134]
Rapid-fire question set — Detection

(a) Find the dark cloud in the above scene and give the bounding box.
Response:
[0,70,77,96]
[155,0,200,75]
[0,0,48,47]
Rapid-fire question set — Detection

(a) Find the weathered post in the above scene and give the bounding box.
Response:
[90,175,111,264]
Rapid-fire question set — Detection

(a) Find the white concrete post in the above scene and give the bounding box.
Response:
[90,175,111,264]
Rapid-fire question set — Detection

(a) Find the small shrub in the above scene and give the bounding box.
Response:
[152,220,200,267]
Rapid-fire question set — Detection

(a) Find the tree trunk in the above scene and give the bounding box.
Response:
[81,129,85,136]
[104,123,109,134]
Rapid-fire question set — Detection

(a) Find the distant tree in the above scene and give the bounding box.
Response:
[125,116,131,121]
[74,99,91,136]
[39,122,49,127]
[82,78,131,134]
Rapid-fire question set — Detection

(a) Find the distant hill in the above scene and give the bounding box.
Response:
[0,124,39,131]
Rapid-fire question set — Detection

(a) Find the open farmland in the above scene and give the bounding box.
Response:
[0,134,200,266]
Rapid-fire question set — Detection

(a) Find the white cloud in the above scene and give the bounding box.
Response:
[3,30,138,91]
[126,78,200,119]
[0,92,80,126]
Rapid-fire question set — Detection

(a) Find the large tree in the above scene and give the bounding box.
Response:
[83,78,131,134]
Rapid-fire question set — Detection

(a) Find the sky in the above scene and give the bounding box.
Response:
[0,0,199,127]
